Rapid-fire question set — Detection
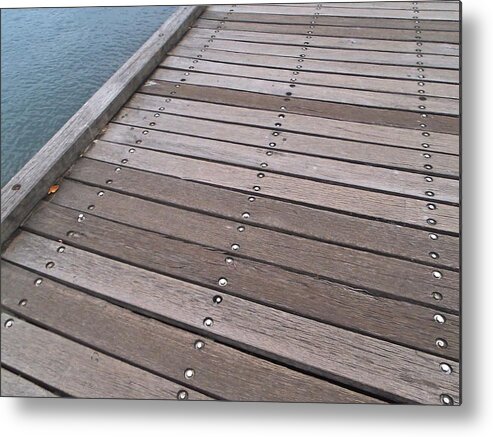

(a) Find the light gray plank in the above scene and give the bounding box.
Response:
[1,368,57,398]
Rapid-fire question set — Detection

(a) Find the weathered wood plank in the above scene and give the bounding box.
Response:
[189,27,459,56]
[266,2,460,12]
[171,44,459,85]
[195,18,460,43]
[0,5,204,246]
[67,159,459,270]
[1,313,211,400]
[106,114,459,203]
[2,232,460,404]
[85,141,459,233]
[180,35,459,69]
[153,68,459,115]
[128,93,459,154]
[24,201,460,314]
[1,368,57,398]
[142,80,460,136]
[1,262,379,403]
[178,37,460,83]
[162,55,459,99]
[202,10,460,31]
[208,5,460,21]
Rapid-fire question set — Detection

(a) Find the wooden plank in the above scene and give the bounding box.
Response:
[279,2,460,11]
[189,27,459,56]
[1,368,57,398]
[177,37,460,83]
[207,5,460,21]
[0,5,204,246]
[85,141,460,233]
[202,10,460,31]
[124,94,459,156]
[162,55,459,99]
[2,232,460,404]
[142,80,460,137]
[196,18,460,43]
[1,262,379,403]
[106,113,459,203]
[1,313,211,400]
[67,159,460,270]
[24,200,460,314]
[180,35,459,69]
[152,68,459,115]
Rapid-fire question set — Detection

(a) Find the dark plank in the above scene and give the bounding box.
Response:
[1,262,378,403]
[107,112,459,203]
[24,200,460,316]
[163,54,459,99]
[178,37,460,83]
[2,232,460,404]
[0,6,204,246]
[1,368,57,398]
[128,93,459,155]
[67,159,460,270]
[188,27,459,56]
[85,141,460,234]
[202,11,460,31]
[153,68,459,115]
[142,80,460,136]
[195,18,460,43]
[1,313,210,400]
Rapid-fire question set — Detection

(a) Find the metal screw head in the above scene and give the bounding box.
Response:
[425,191,434,197]
[231,243,240,251]
[429,233,438,240]
[57,246,65,253]
[4,319,14,328]
[440,363,452,374]
[97,191,105,197]
[203,317,214,327]
[218,278,228,286]
[427,203,436,210]
[242,212,250,219]
[440,394,454,405]
[77,213,85,222]
[427,218,436,225]
[194,340,205,350]
[177,390,188,400]
[432,292,443,301]
[436,338,448,349]
[237,225,245,232]
[253,186,261,191]
[429,252,439,259]
[34,278,43,286]
[248,196,255,202]
[213,295,223,304]
[225,257,234,264]
[184,368,195,379]
[260,162,268,168]
[129,148,135,153]
[45,261,55,269]
[434,314,446,324]
[121,159,128,164]
[257,173,265,178]
[432,270,443,279]
[18,299,27,307]
[266,151,273,156]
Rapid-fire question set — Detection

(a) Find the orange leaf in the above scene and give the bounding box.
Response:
[48,184,59,194]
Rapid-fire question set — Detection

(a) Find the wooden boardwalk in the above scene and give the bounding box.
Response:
[1,2,460,404]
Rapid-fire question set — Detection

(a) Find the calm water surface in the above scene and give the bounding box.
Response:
[1,6,175,186]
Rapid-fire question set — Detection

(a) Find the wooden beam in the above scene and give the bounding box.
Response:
[0,5,204,246]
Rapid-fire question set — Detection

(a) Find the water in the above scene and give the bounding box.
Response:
[1,6,176,187]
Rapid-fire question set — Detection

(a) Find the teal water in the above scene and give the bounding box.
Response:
[1,6,176,187]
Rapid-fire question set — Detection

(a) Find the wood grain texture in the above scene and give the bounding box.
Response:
[202,10,460,31]
[195,18,460,43]
[177,37,460,83]
[0,5,204,246]
[189,27,459,56]
[208,5,460,21]
[162,54,459,99]
[2,232,460,404]
[1,368,57,398]
[1,262,379,403]
[67,159,459,270]
[283,2,459,11]
[180,35,458,69]
[130,92,459,154]
[152,68,459,115]
[108,109,459,203]
[23,200,460,316]
[142,80,460,136]
[84,141,459,234]
[1,313,210,400]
